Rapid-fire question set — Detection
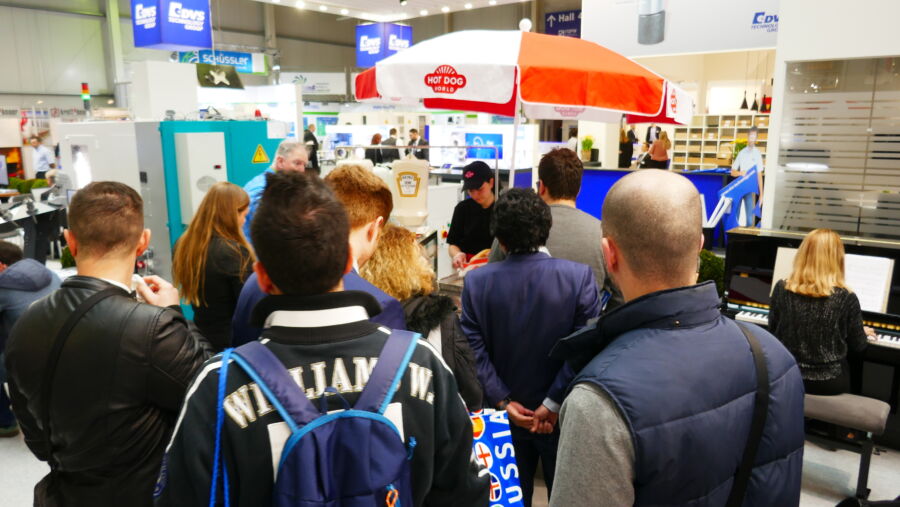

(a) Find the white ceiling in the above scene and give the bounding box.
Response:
[255,0,530,23]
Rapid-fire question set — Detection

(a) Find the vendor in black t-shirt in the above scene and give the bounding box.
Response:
[448,161,496,269]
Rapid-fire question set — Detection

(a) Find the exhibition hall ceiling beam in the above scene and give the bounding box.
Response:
[252,0,532,23]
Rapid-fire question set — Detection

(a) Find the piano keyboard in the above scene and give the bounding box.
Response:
[735,310,769,326]
[870,334,900,350]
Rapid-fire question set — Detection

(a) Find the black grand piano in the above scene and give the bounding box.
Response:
[724,227,900,448]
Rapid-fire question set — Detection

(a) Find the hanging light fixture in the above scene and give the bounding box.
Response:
[750,53,760,112]
[760,52,770,113]
[740,51,749,110]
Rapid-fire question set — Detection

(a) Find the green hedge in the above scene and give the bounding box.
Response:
[699,249,725,297]
[8,178,49,194]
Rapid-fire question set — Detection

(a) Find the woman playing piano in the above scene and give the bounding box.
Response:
[769,228,875,395]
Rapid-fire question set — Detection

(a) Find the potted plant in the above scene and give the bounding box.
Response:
[581,136,594,162]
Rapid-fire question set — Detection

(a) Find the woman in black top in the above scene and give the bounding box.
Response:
[361,224,483,410]
[172,182,254,351]
[365,133,384,165]
[768,228,873,395]
[617,128,634,168]
[447,161,495,269]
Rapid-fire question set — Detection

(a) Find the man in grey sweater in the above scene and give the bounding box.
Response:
[488,148,622,308]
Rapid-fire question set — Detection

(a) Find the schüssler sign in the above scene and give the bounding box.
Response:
[356,23,412,68]
[132,0,212,51]
[179,50,267,74]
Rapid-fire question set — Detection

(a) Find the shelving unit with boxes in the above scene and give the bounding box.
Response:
[671,114,769,171]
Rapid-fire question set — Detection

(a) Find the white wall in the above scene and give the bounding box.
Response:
[761,0,900,228]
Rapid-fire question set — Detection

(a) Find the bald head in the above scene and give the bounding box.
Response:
[602,170,702,284]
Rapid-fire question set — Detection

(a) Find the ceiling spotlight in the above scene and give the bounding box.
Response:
[400,0,408,5]
[489,0,496,4]
[441,6,450,12]
[420,9,428,15]
[464,2,472,8]
[295,0,305,7]
[340,8,348,14]
[273,0,280,3]
[319,4,327,10]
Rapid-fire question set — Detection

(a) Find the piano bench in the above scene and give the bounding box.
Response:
[804,394,891,499]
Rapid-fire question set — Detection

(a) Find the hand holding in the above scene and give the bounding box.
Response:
[506,401,534,429]
[138,275,181,308]
[531,404,558,434]
[452,252,468,270]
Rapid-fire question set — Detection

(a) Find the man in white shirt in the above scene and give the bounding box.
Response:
[30,137,55,179]
[730,127,765,226]
[566,128,578,153]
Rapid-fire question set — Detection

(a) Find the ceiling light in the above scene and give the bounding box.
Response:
[489,0,496,4]
[340,8,348,14]
[319,4,327,10]
[295,0,305,7]
[400,0,408,5]
[420,9,428,15]
[273,0,280,3]
[441,6,450,13]
[464,3,472,8]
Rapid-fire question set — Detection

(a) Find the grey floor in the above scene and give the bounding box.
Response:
[1,432,898,506]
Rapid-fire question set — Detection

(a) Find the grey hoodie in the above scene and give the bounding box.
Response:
[0,259,61,351]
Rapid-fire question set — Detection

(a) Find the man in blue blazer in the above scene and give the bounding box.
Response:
[460,188,600,507]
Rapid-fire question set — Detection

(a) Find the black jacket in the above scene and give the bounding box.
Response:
[192,236,252,351]
[402,294,483,410]
[5,276,210,507]
[364,146,384,165]
[155,290,488,507]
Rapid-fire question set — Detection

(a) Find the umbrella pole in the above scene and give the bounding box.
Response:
[508,106,521,190]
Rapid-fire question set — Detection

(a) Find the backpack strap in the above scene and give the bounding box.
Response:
[725,322,770,507]
[230,341,321,431]
[354,330,420,414]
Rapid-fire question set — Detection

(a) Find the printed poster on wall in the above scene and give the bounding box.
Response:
[582,0,779,58]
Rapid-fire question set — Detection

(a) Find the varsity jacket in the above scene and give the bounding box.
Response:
[156,290,488,507]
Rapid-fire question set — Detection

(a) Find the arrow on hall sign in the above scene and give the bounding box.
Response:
[546,14,556,27]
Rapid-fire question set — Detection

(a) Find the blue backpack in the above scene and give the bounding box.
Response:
[209,331,420,507]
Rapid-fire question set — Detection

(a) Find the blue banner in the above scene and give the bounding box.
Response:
[356,23,412,68]
[178,50,266,74]
[544,10,581,38]
[132,0,212,51]
[470,410,524,507]
[718,165,760,230]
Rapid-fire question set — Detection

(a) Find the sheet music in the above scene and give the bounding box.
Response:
[845,254,894,314]
[771,247,894,313]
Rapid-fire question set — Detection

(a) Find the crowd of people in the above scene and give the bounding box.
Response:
[0,136,879,507]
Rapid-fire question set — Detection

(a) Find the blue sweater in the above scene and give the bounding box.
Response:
[460,252,600,410]
[231,270,407,347]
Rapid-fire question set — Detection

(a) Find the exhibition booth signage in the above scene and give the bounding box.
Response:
[178,50,267,74]
[132,0,212,51]
[544,10,581,38]
[356,23,413,68]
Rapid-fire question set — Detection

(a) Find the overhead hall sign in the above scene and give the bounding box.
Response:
[356,23,413,68]
[132,0,212,51]
[544,10,581,38]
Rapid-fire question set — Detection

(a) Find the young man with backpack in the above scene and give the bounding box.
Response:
[155,172,488,506]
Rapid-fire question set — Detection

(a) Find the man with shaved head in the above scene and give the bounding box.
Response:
[549,170,804,506]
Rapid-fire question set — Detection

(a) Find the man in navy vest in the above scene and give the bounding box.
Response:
[550,169,804,506]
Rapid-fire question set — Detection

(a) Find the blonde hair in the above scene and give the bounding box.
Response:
[360,224,434,301]
[659,131,672,150]
[784,228,848,298]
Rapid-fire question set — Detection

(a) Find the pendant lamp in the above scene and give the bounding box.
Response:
[740,91,749,110]
[739,52,750,110]
[750,52,760,111]
[751,93,759,112]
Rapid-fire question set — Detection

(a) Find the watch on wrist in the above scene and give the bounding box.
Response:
[496,398,511,411]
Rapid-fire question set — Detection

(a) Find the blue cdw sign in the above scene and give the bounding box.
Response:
[356,23,412,68]
[178,50,267,74]
[132,0,212,51]
[544,9,581,38]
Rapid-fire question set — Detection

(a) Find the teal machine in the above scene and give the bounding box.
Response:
[159,120,285,249]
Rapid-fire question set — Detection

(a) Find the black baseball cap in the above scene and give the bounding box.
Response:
[462,161,494,191]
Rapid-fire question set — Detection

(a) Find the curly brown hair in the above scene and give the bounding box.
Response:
[360,224,434,301]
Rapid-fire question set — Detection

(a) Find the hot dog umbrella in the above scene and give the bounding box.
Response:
[355,29,693,188]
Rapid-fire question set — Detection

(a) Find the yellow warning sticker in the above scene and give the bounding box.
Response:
[252,144,270,164]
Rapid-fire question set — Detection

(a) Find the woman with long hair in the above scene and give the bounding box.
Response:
[172,182,254,351]
[769,228,873,395]
[365,133,384,165]
[649,130,671,169]
[361,224,483,410]
[618,128,634,168]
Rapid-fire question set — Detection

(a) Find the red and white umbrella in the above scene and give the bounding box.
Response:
[355,30,693,184]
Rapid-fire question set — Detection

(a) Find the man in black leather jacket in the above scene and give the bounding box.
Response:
[5,181,210,507]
